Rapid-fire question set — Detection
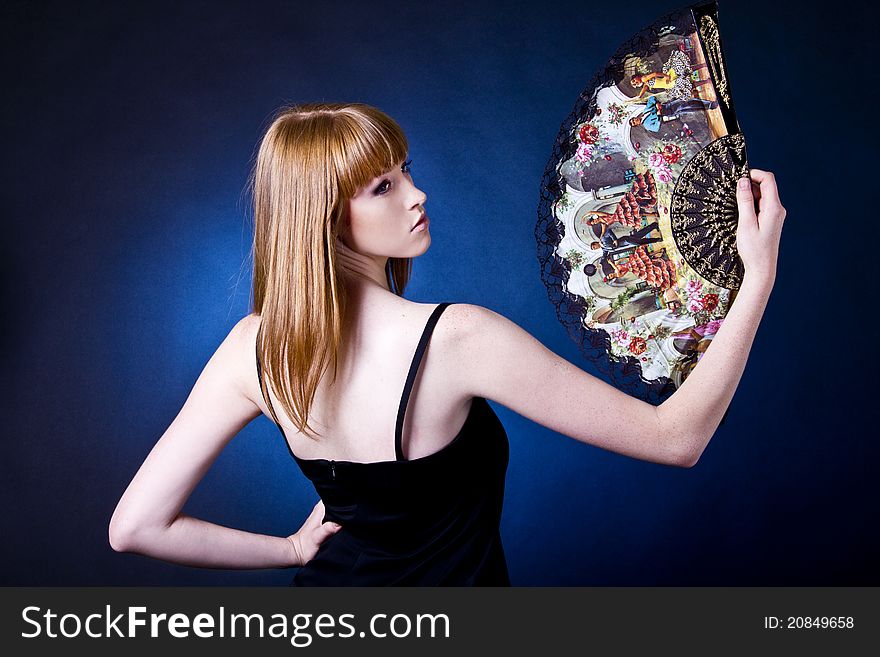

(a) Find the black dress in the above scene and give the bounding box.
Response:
[255,302,511,586]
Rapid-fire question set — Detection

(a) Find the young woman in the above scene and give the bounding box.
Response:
[108,103,786,586]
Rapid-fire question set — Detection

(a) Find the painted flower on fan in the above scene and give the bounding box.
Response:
[647,152,672,183]
[609,328,630,346]
[606,102,626,127]
[575,142,593,163]
[628,337,647,355]
[578,123,599,144]
[685,280,703,295]
[703,319,723,335]
[687,297,704,313]
[661,143,683,165]
[701,293,719,312]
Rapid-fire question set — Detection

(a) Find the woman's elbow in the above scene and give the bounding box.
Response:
[108,515,129,552]
[655,428,701,468]
[655,409,702,468]
[674,439,704,468]
[108,511,142,553]
[657,447,697,468]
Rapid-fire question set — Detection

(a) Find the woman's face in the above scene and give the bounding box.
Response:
[342,158,429,259]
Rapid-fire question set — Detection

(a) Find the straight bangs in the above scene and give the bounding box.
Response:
[330,106,409,199]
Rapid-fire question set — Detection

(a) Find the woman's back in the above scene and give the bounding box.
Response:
[246,294,478,464]
[253,300,511,586]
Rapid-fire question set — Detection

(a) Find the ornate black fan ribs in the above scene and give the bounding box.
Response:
[669,133,748,290]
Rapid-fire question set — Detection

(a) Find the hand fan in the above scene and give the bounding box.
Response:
[536,0,747,403]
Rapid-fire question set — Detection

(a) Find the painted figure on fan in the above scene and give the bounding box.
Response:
[631,69,678,98]
[629,96,719,132]
[582,172,658,229]
[628,50,694,101]
[590,221,663,254]
[586,245,677,292]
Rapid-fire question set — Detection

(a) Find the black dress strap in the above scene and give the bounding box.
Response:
[394,302,453,462]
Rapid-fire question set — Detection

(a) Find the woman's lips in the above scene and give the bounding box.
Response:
[412,214,429,231]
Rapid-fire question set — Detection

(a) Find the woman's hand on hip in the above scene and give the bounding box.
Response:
[286,500,342,567]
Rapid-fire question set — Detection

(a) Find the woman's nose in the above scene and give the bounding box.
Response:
[410,185,427,209]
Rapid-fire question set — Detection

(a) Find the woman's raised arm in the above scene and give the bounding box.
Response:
[108,315,341,569]
[445,169,784,467]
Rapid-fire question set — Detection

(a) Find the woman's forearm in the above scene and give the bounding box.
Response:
[118,514,300,569]
[657,272,774,464]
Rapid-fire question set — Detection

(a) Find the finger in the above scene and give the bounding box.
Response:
[749,177,762,203]
[748,169,782,209]
[303,500,326,529]
[316,521,343,541]
[750,169,786,233]
[735,175,757,227]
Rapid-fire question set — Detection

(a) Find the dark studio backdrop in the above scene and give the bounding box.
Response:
[1,0,874,586]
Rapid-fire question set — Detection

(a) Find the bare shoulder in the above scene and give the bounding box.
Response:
[434,303,557,395]
[437,302,508,329]
[217,312,261,362]
[435,301,611,403]
[433,304,534,399]
[433,302,509,345]
[435,302,547,357]
[224,313,262,403]
[232,312,262,345]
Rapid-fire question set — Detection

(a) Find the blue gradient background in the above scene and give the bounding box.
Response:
[2,0,873,585]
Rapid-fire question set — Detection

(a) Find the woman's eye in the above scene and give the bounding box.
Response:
[373,159,411,195]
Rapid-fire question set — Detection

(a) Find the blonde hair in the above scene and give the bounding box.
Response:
[249,103,411,439]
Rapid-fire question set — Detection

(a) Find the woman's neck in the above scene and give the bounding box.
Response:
[340,263,390,294]
[335,238,390,292]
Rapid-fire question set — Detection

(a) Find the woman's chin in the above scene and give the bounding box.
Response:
[414,233,432,254]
